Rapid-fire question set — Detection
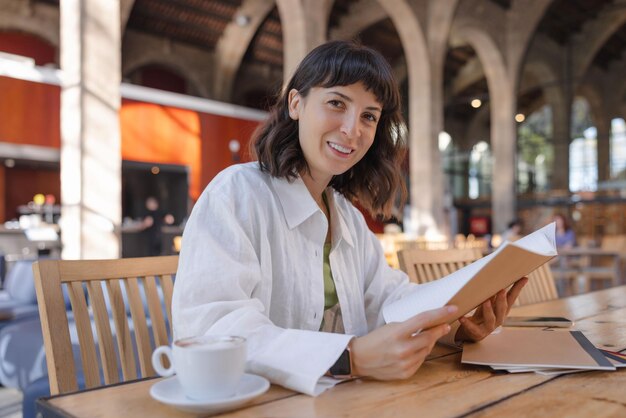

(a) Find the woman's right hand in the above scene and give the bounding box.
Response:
[350,305,458,380]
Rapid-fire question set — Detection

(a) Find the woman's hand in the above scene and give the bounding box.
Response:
[455,277,528,342]
[349,305,458,380]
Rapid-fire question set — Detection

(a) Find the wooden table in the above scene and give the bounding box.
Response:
[37,286,626,418]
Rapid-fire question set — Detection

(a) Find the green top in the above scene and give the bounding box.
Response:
[323,242,339,310]
[322,192,339,311]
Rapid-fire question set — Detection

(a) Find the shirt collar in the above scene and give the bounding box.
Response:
[271,175,354,248]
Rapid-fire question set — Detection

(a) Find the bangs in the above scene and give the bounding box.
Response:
[292,42,399,114]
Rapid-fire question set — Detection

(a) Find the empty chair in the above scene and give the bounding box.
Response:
[32,255,178,395]
[397,247,557,306]
[397,248,482,284]
[513,263,558,306]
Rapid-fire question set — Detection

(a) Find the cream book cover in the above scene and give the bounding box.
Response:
[461,328,615,371]
[383,223,558,324]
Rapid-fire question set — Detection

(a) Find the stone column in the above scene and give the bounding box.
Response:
[60,0,121,259]
[550,90,571,191]
[490,83,517,233]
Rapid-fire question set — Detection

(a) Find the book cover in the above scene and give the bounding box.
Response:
[461,328,615,371]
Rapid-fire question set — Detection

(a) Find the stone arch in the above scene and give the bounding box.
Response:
[329,0,386,41]
[0,3,59,50]
[276,0,333,81]
[375,0,433,234]
[213,0,275,101]
[123,53,207,98]
[572,5,626,81]
[454,23,514,232]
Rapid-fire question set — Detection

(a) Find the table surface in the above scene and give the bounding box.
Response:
[38,286,626,418]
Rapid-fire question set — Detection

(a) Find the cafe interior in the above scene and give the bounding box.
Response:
[0,0,625,417]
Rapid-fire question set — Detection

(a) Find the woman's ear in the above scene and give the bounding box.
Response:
[288,89,300,120]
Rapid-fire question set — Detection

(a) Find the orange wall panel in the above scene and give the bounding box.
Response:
[199,113,260,188]
[0,76,61,147]
[120,100,202,199]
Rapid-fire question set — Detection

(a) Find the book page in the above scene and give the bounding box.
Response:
[383,223,557,324]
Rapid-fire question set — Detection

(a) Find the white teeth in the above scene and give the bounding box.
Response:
[328,142,352,154]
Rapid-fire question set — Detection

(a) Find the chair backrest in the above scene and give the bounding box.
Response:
[514,263,558,306]
[397,248,482,284]
[32,256,178,395]
[397,248,558,306]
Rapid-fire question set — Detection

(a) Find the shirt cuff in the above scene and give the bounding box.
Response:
[248,329,354,396]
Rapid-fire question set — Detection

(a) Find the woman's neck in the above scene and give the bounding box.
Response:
[301,170,331,210]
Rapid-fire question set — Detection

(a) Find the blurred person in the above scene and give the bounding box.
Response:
[554,213,576,249]
[142,196,174,256]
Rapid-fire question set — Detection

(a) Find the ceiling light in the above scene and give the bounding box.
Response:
[515,113,525,123]
[470,99,482,108]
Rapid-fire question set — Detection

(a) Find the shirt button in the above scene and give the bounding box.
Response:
[315,250,319,257]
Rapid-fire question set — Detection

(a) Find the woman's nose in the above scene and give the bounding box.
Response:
[340,113,360,139]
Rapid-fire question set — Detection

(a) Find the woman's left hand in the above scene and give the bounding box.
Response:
[455,277,528,342]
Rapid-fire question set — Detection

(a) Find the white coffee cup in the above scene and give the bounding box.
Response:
[151,335,247,400]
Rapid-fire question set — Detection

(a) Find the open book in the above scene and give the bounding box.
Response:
[383,222,558,324]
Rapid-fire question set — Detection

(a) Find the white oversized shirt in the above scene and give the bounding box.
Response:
[172,162,417,395]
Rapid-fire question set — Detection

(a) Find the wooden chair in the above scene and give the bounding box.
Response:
[397,248,482,284]
[397,247,557,306]
[514,263,558,306]
[32,256,178,395]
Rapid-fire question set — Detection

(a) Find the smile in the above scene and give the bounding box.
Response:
[328,142,353,155]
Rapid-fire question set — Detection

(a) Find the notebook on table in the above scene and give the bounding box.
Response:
[461,328,615,371]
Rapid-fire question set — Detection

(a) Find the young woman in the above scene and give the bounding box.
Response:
[172,41,526,395]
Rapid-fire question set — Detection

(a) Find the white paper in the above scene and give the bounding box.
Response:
[383,223,557,324]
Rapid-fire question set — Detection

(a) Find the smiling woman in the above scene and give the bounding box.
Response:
[172,40,527,398]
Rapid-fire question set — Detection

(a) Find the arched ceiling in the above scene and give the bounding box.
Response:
[31,0,625,114]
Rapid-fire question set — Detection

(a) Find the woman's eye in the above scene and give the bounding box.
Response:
[363,113,378,123]
[328,100,343,108]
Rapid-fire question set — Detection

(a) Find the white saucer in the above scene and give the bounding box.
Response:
[150,373,270,414]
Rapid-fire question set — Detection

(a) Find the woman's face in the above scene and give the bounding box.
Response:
[288,82,382,186]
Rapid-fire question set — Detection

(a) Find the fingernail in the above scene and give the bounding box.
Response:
[447,305,458,313]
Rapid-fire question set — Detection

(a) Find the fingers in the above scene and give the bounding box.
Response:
[506,277,528,311]
[480,299,497,329]
[399,305,458,337]
[493,290,508,325]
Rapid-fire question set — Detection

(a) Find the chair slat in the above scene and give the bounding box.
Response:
[32,261,78,395]
[86,281,119,385]
[160,274,175,336]
[125,277,156,377]
[143,276,169,348]
[105,279,138,381]
[68,281,101,389]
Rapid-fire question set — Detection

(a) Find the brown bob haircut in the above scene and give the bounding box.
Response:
[252,40,406,218]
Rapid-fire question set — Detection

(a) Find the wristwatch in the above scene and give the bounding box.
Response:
[329,346,353,378]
